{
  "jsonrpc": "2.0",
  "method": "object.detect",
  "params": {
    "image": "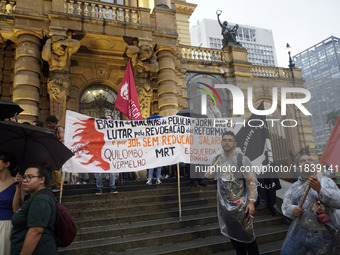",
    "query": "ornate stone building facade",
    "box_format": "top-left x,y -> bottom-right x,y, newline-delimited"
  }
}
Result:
0,0 -> 315,165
